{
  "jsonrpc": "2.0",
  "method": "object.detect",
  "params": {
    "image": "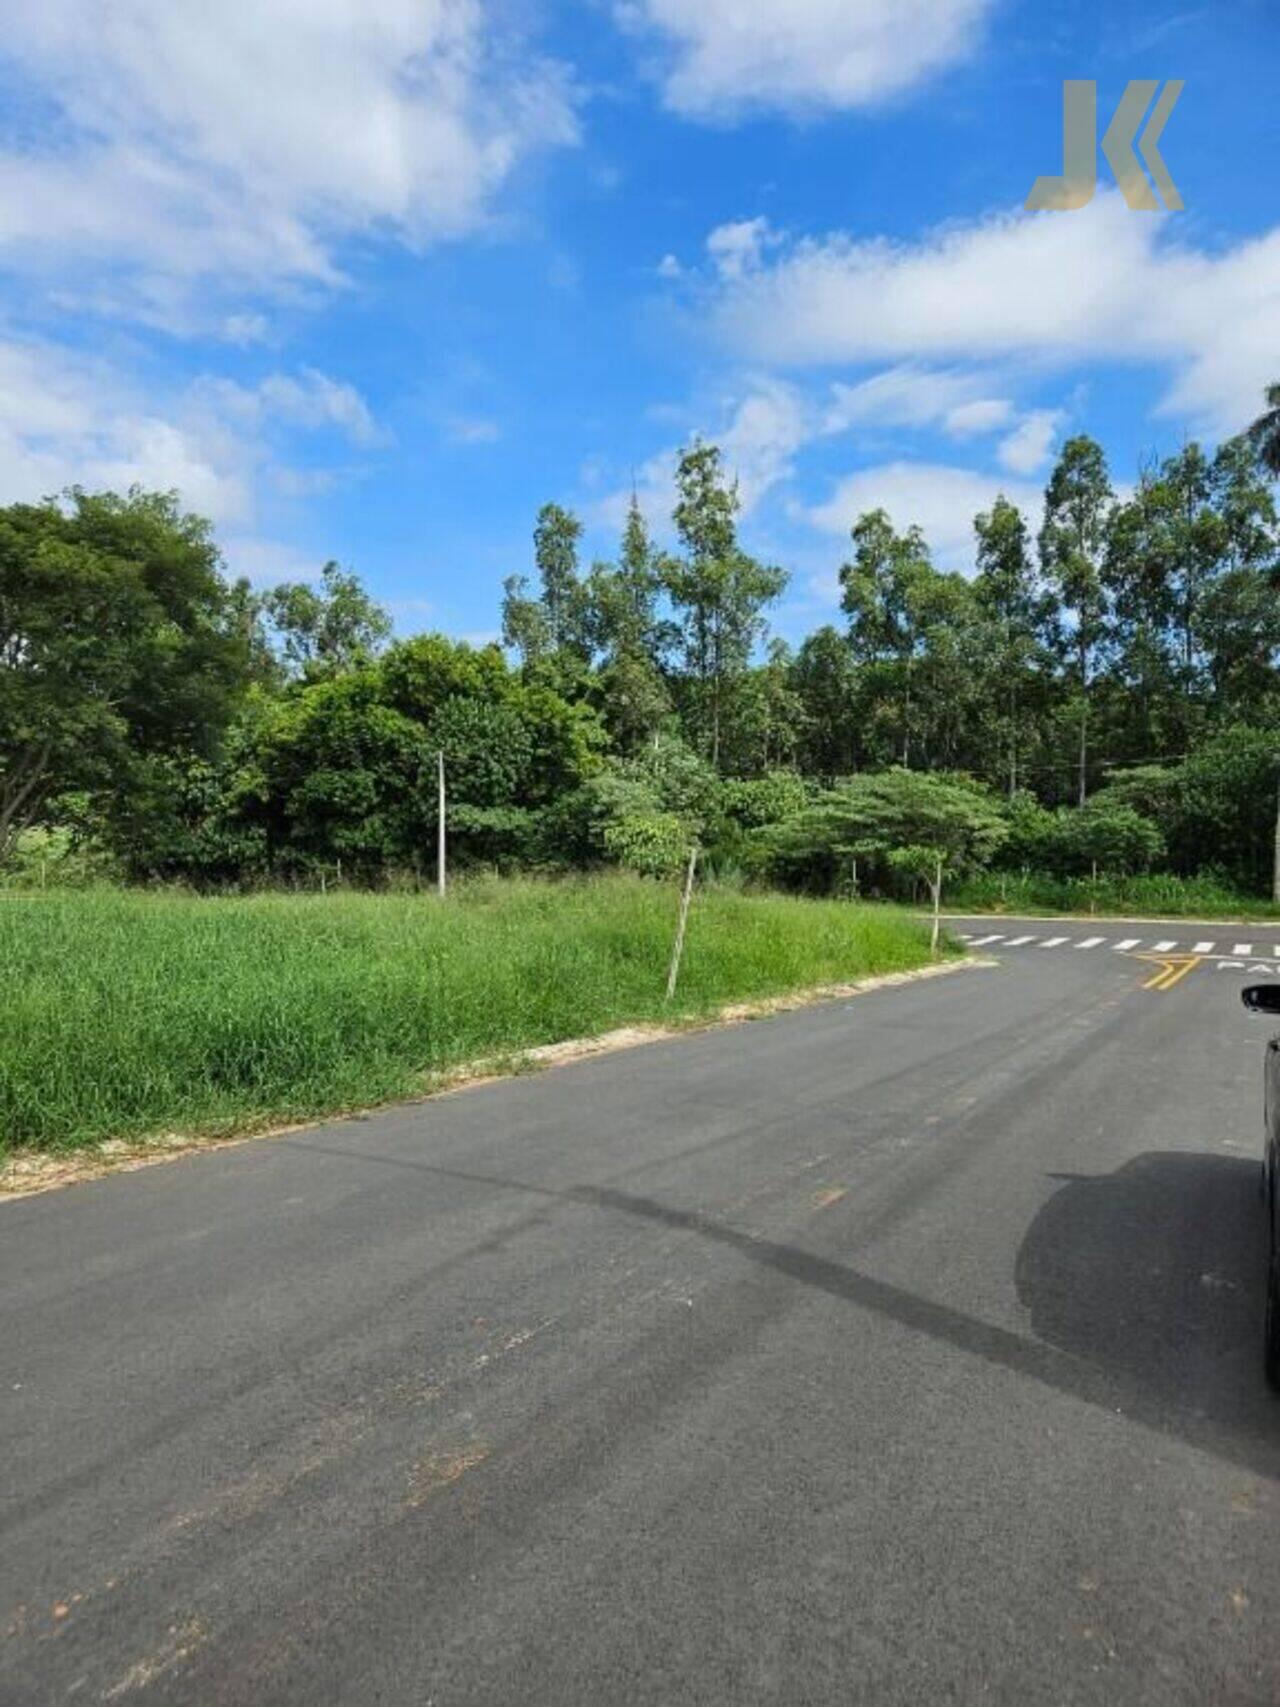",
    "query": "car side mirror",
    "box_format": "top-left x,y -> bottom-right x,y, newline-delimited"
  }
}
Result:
1242,985 -> 1280,1015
